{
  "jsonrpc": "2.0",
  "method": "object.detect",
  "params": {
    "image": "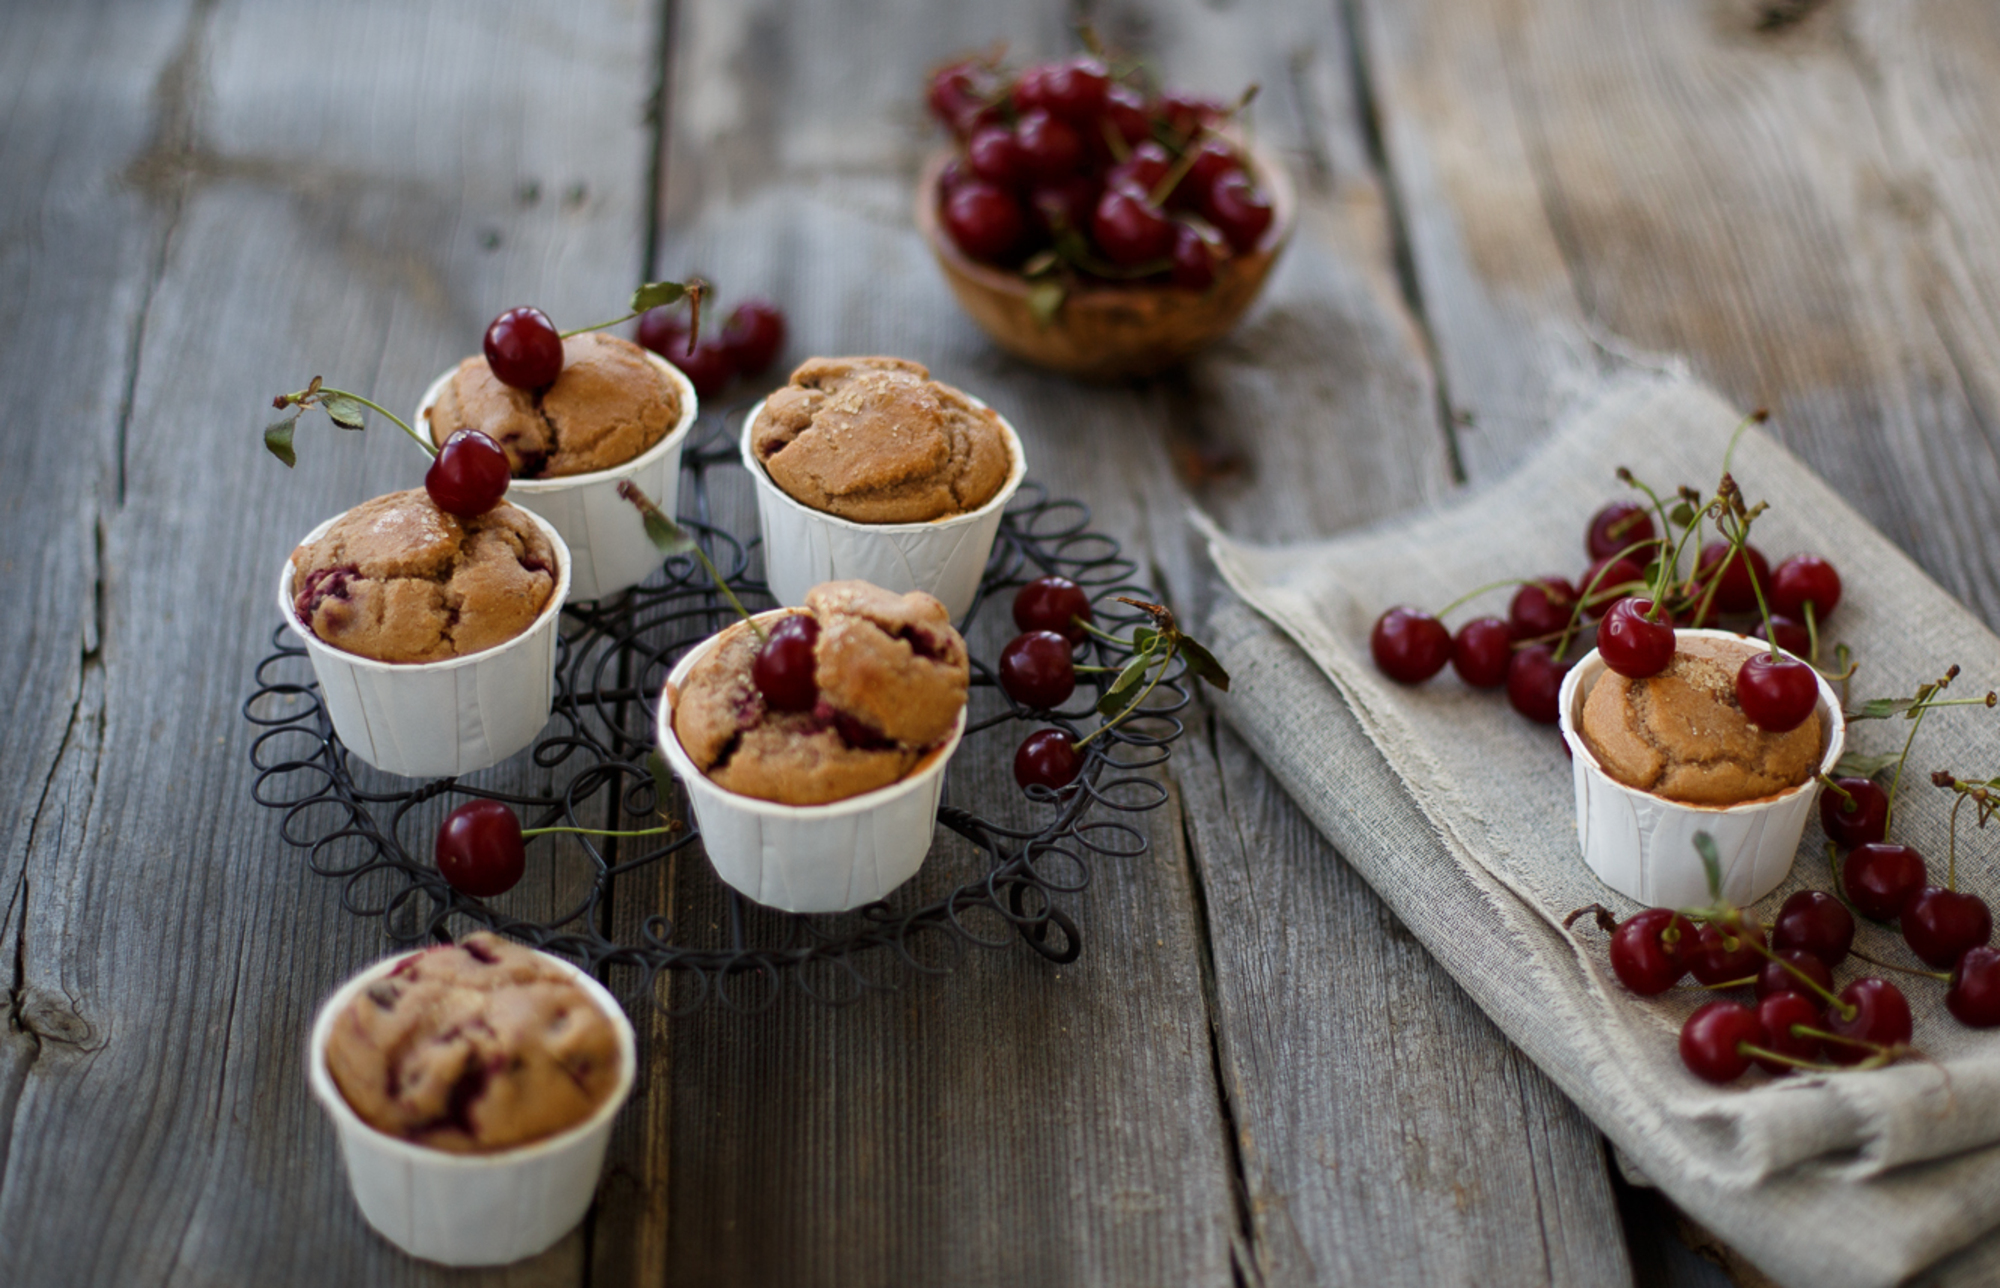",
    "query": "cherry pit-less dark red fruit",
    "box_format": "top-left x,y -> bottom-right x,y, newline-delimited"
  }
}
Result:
999,631 -> 1077,709
636,295 -> 789,399
1680,1000 -> 1760,1084
1608,908 -> 1691,995
1014,576 -> 1093,644
1842,842 -> 1928,921
1901,886 -> 1993,969
1014,727 -> 1081,791
1751,992 -> 1823,1074
1585,501 -> 1657,562
1823,977 -> 1912,1064
435,799 -> 527,898
1771,888 -> 1854,968
484,306 -> 564,390
1597,597 -> 1675,679
426,429 -> 512,518
1371,607 -> 1451,685
753,614 -> 820,713
1450,617 -> 1513,689
1734,651 -> 1818,733
1505,644 -> 1568,725
1820,776 -> 1889,849
1949,947 -> 2000,1028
